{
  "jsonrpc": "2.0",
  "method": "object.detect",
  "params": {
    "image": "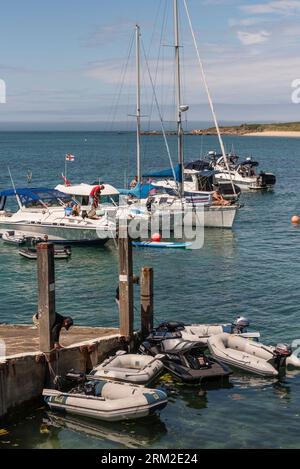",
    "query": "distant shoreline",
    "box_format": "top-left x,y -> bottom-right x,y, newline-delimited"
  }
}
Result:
141,122 -> 300,138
